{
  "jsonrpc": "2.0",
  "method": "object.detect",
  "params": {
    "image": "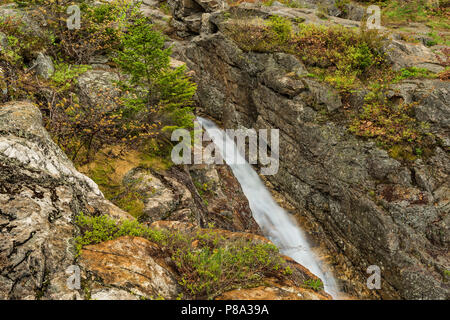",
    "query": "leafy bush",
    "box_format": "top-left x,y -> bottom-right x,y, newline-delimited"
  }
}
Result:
51,62 -> 91,90
0,16 -> 47,65
34,0 -> 133,63
174,236 -> 287,298
38,60 -> 126,162
348,43 -> 375,72
266,15 -> 292,43
75,212 -> 167,254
